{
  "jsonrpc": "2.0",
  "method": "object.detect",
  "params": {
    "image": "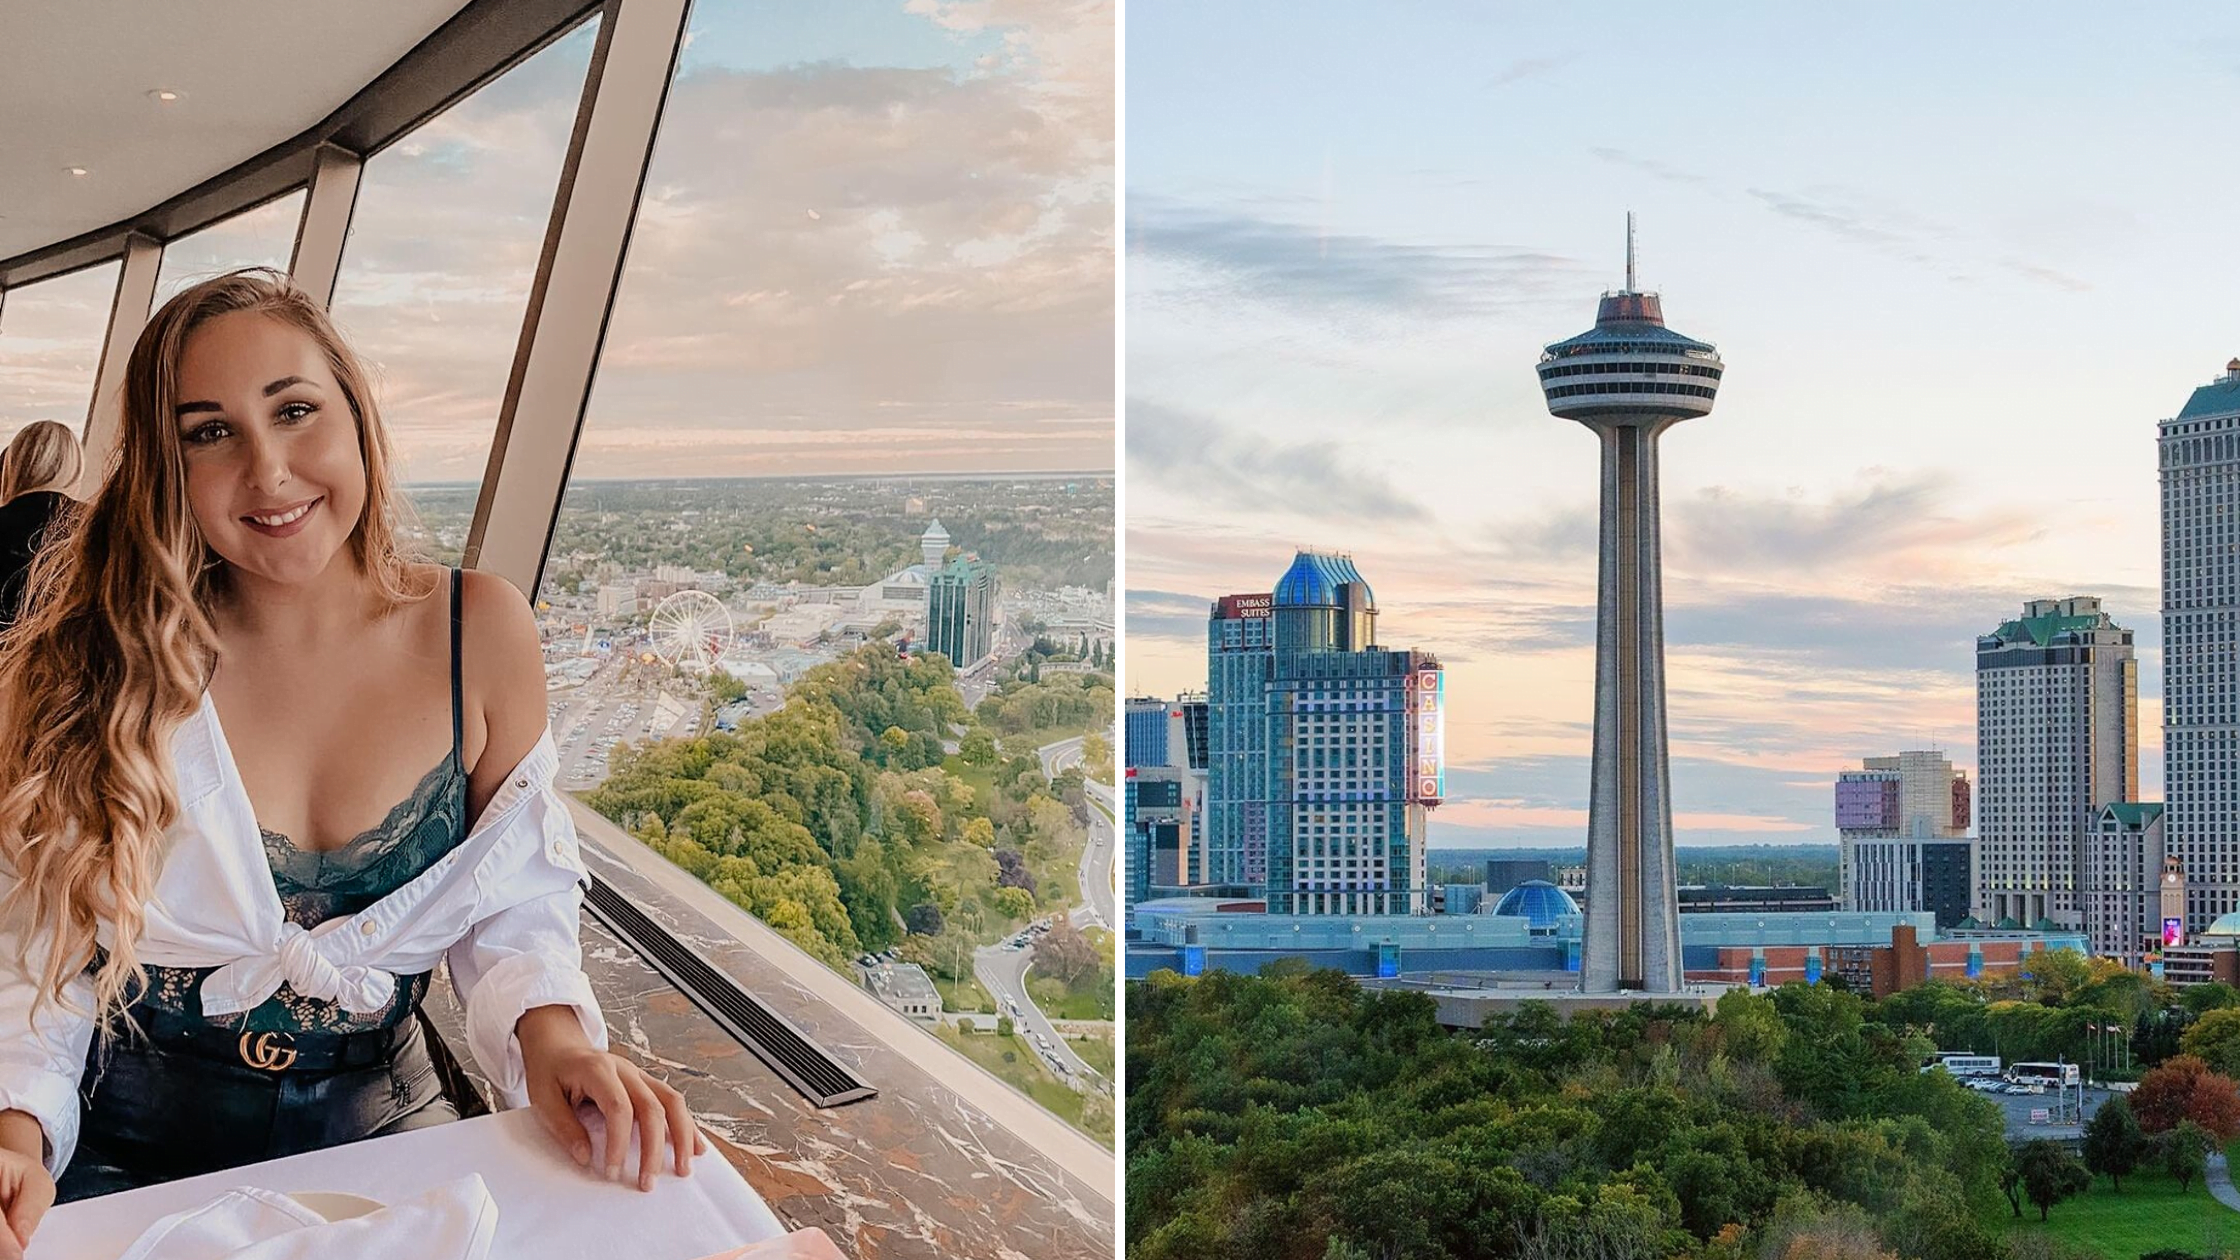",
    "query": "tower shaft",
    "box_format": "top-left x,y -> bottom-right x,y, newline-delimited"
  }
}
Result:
1581,421 -> 1682,992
